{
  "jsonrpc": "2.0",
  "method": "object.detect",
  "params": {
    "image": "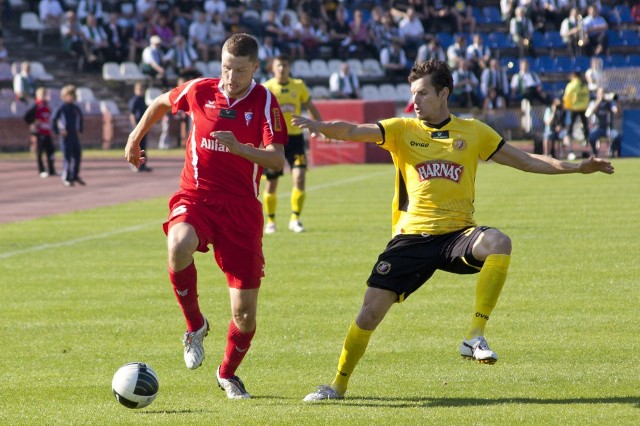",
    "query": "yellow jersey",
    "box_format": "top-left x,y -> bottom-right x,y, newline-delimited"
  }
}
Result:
263,78 -> 310,136
377,115 -> 504,236
563,78 -> 590,111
